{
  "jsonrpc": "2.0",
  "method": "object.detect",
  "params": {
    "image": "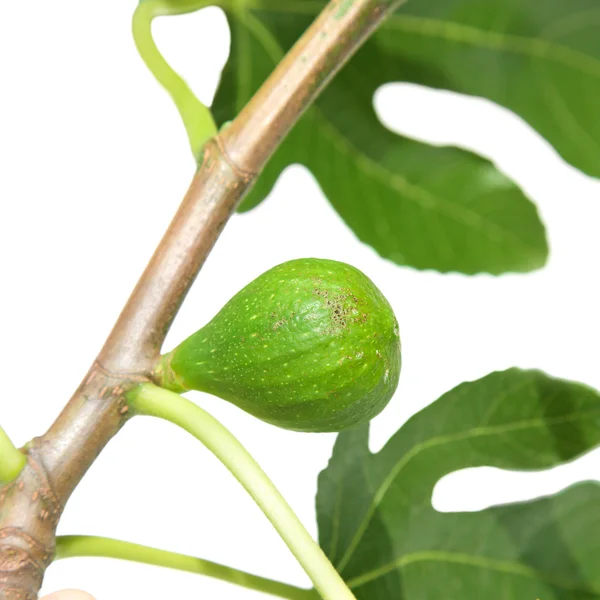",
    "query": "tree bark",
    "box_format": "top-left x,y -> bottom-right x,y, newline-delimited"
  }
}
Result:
0,0 -> 404,596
